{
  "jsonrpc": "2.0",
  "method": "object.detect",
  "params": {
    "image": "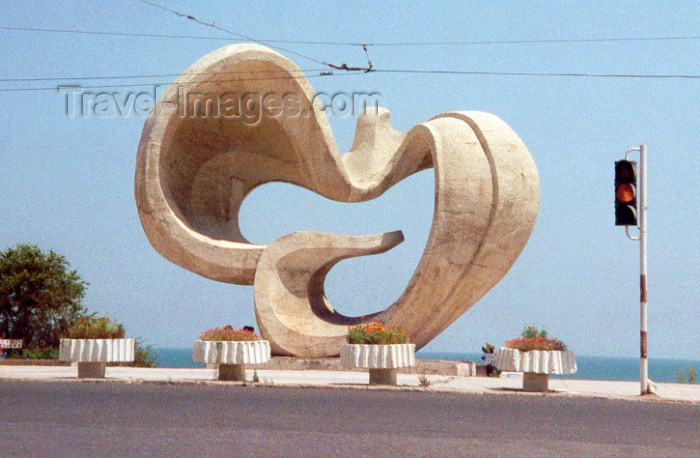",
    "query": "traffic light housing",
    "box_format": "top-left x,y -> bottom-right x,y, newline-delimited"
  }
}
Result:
615,160 -> 638,226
